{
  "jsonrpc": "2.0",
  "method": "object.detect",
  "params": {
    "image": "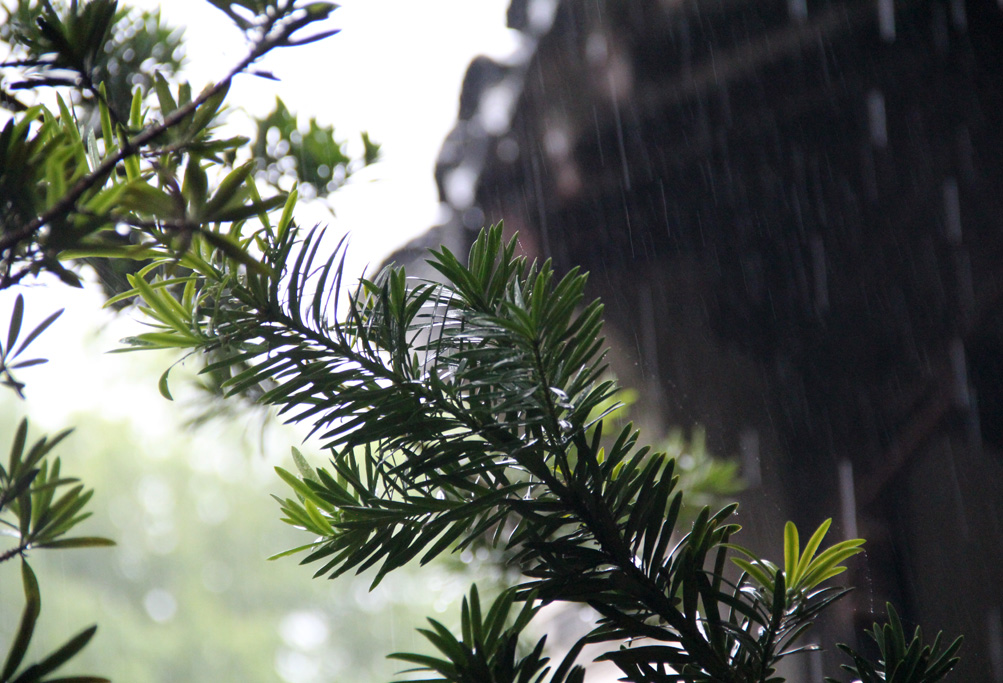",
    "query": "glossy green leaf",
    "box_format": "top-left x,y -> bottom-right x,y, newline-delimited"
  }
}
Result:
1,561 -> 41,681
120,182 -> 179,219
33,536 -> 115,549
11,625 -> 97,681
197,230 -> 272,276
158,367 -> 173,401
10,309 -> 62,362
5,294 -> 25,359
